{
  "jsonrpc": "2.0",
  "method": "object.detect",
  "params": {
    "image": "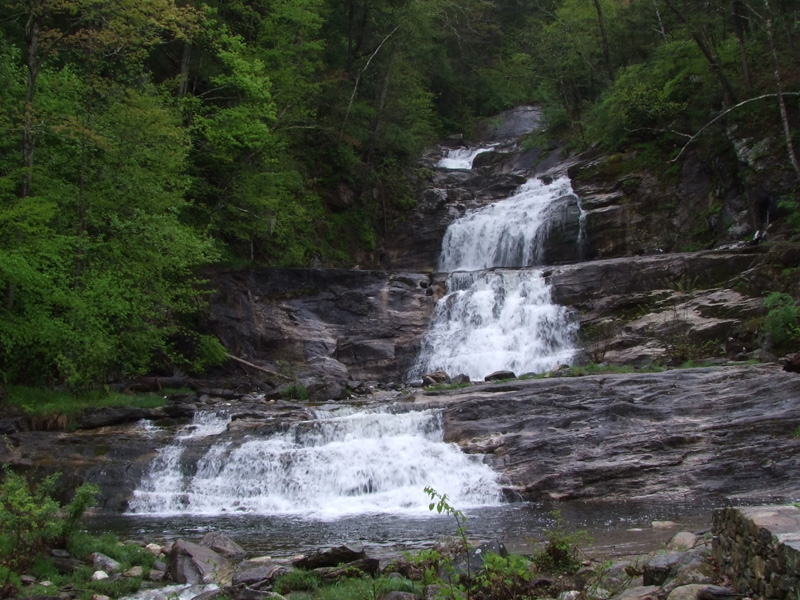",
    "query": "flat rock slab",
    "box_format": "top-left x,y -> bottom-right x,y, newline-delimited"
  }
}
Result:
438,364 -> 800,503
